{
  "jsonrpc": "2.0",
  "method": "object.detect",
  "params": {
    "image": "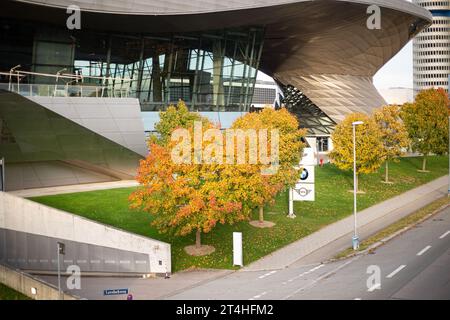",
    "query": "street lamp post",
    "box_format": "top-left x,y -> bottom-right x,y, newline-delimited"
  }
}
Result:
57,242 -> 65,300
352,121 -> 364,250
